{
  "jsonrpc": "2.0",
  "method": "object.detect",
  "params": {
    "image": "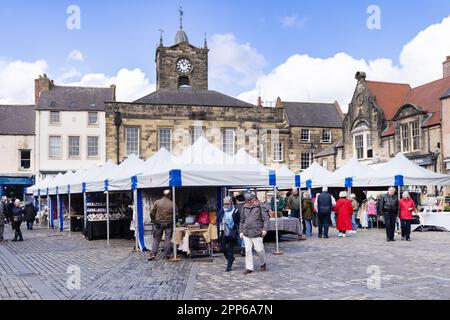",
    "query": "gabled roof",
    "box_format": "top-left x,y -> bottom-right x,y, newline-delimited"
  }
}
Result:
0,105 -> 35,135
133,88 -> 254,108
366,81 -> 411,120
366,77 -> 450,136
283,102 -> 343,128
37,86 -> 114,111
405,77 -> 450,127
